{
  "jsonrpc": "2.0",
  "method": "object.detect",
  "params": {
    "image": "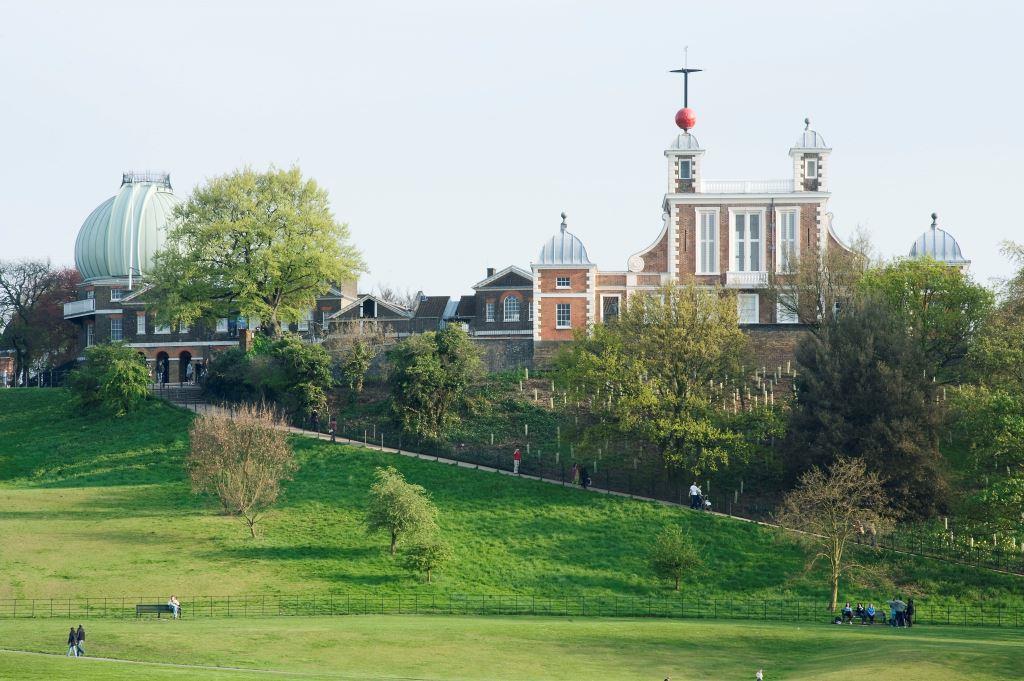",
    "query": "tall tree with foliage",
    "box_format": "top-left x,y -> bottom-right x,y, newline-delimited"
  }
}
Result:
325,322 -> 390,398
787,297 -> 946,517
387,325 -> 481,440
68,343 -> 150,416
365,466 -> 438,555
556,284 -> 751,475
859,257 -> 993,381
149,166 -> 365,335
0,260 -> 80,383
967,242 -> 1024,391
776,458 -> 895,612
